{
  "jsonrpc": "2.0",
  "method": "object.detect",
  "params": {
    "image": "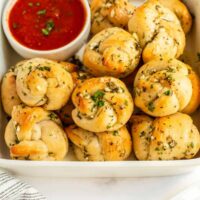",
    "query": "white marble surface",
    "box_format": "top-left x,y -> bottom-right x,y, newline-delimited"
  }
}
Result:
16,169 -> 200,200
